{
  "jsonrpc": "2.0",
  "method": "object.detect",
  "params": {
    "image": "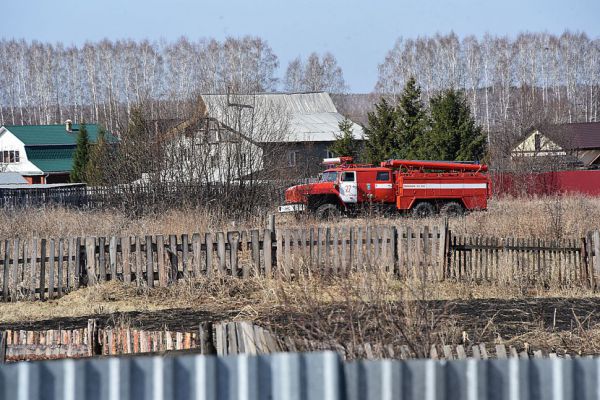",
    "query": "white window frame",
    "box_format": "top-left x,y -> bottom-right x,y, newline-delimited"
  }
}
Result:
0,150 -> 19,164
